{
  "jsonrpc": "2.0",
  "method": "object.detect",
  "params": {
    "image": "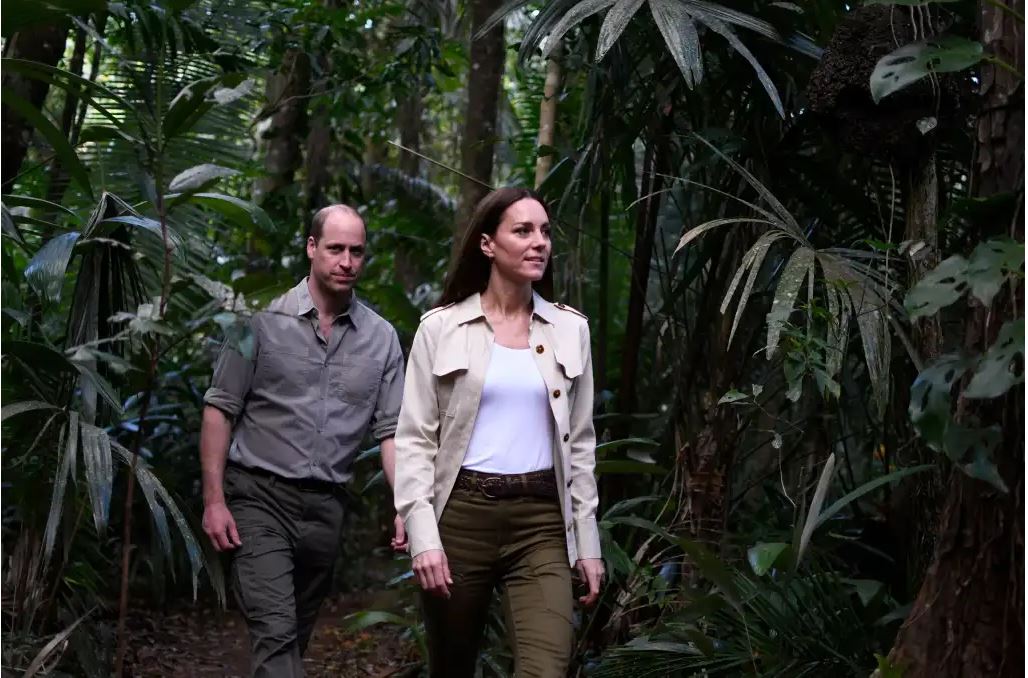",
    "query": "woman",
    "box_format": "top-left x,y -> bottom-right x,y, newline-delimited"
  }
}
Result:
394,187 -> 604,677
